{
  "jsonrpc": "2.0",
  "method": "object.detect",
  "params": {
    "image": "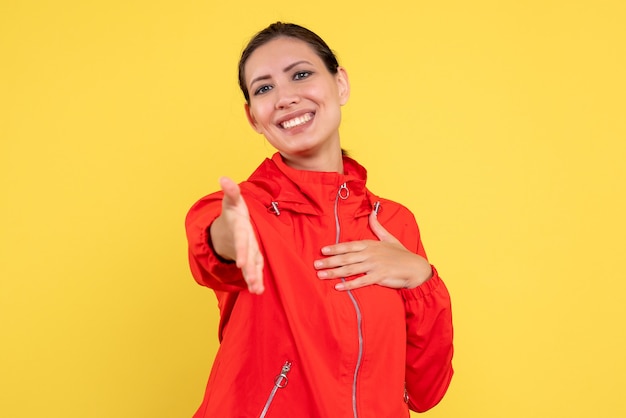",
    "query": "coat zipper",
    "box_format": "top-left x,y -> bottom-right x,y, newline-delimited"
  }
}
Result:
334,182 -> 364,418
259,361 -> 292,418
